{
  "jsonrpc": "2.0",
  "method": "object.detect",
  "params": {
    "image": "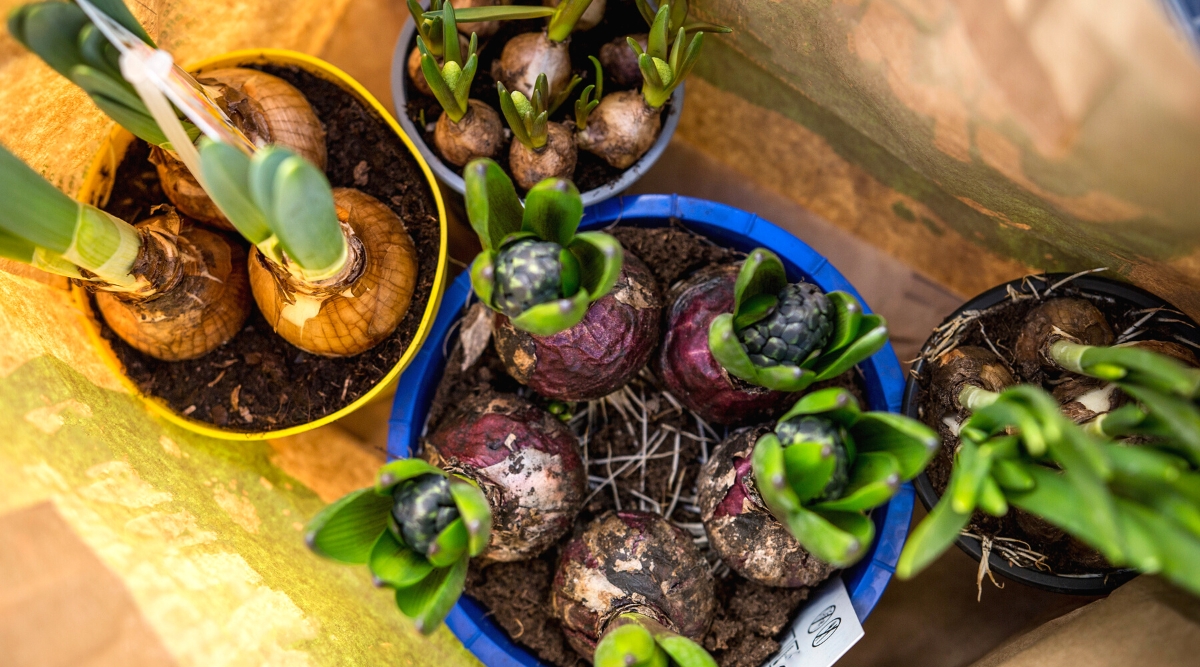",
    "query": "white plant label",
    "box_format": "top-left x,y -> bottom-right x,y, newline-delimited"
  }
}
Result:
763,576 -> 864,667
